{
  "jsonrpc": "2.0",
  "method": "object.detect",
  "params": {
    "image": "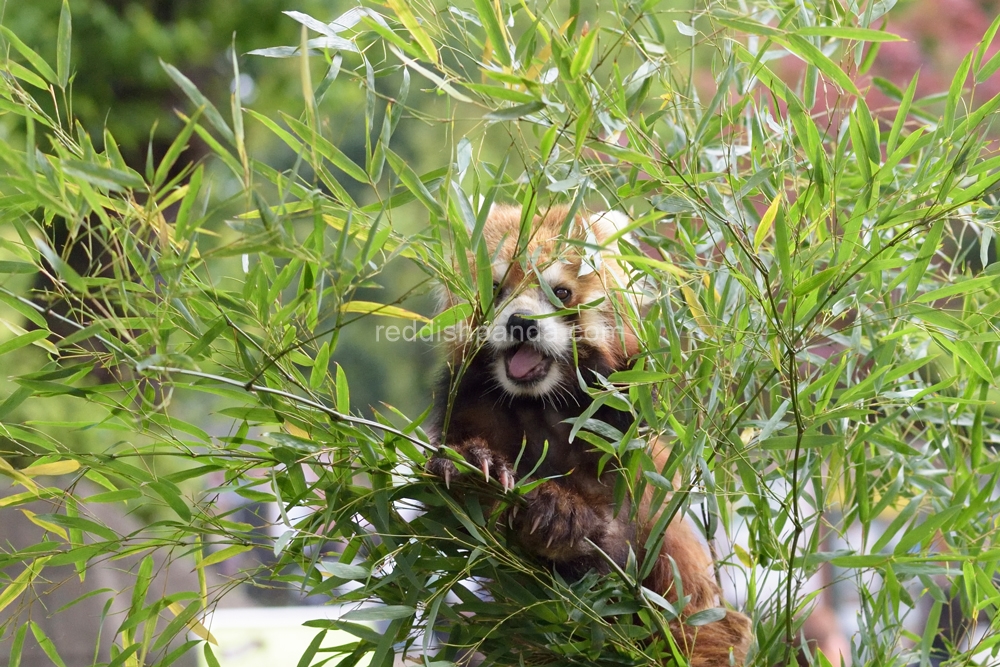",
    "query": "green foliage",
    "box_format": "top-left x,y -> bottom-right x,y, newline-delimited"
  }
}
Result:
0,0 -> 347,151
2,1 -> 1000,666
